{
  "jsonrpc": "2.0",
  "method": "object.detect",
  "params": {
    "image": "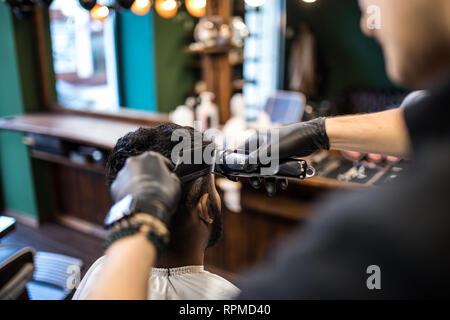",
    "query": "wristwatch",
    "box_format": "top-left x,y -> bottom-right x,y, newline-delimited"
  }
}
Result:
105,194 -> 137,228
104,194 -> 170,254
105,194 -> 169,228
